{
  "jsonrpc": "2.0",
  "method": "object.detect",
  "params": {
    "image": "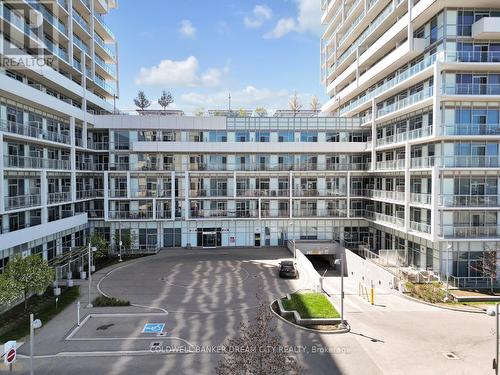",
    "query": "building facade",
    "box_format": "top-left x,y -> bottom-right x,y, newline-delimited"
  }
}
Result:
1,0 -> 500,288
321,0 -> 500,285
